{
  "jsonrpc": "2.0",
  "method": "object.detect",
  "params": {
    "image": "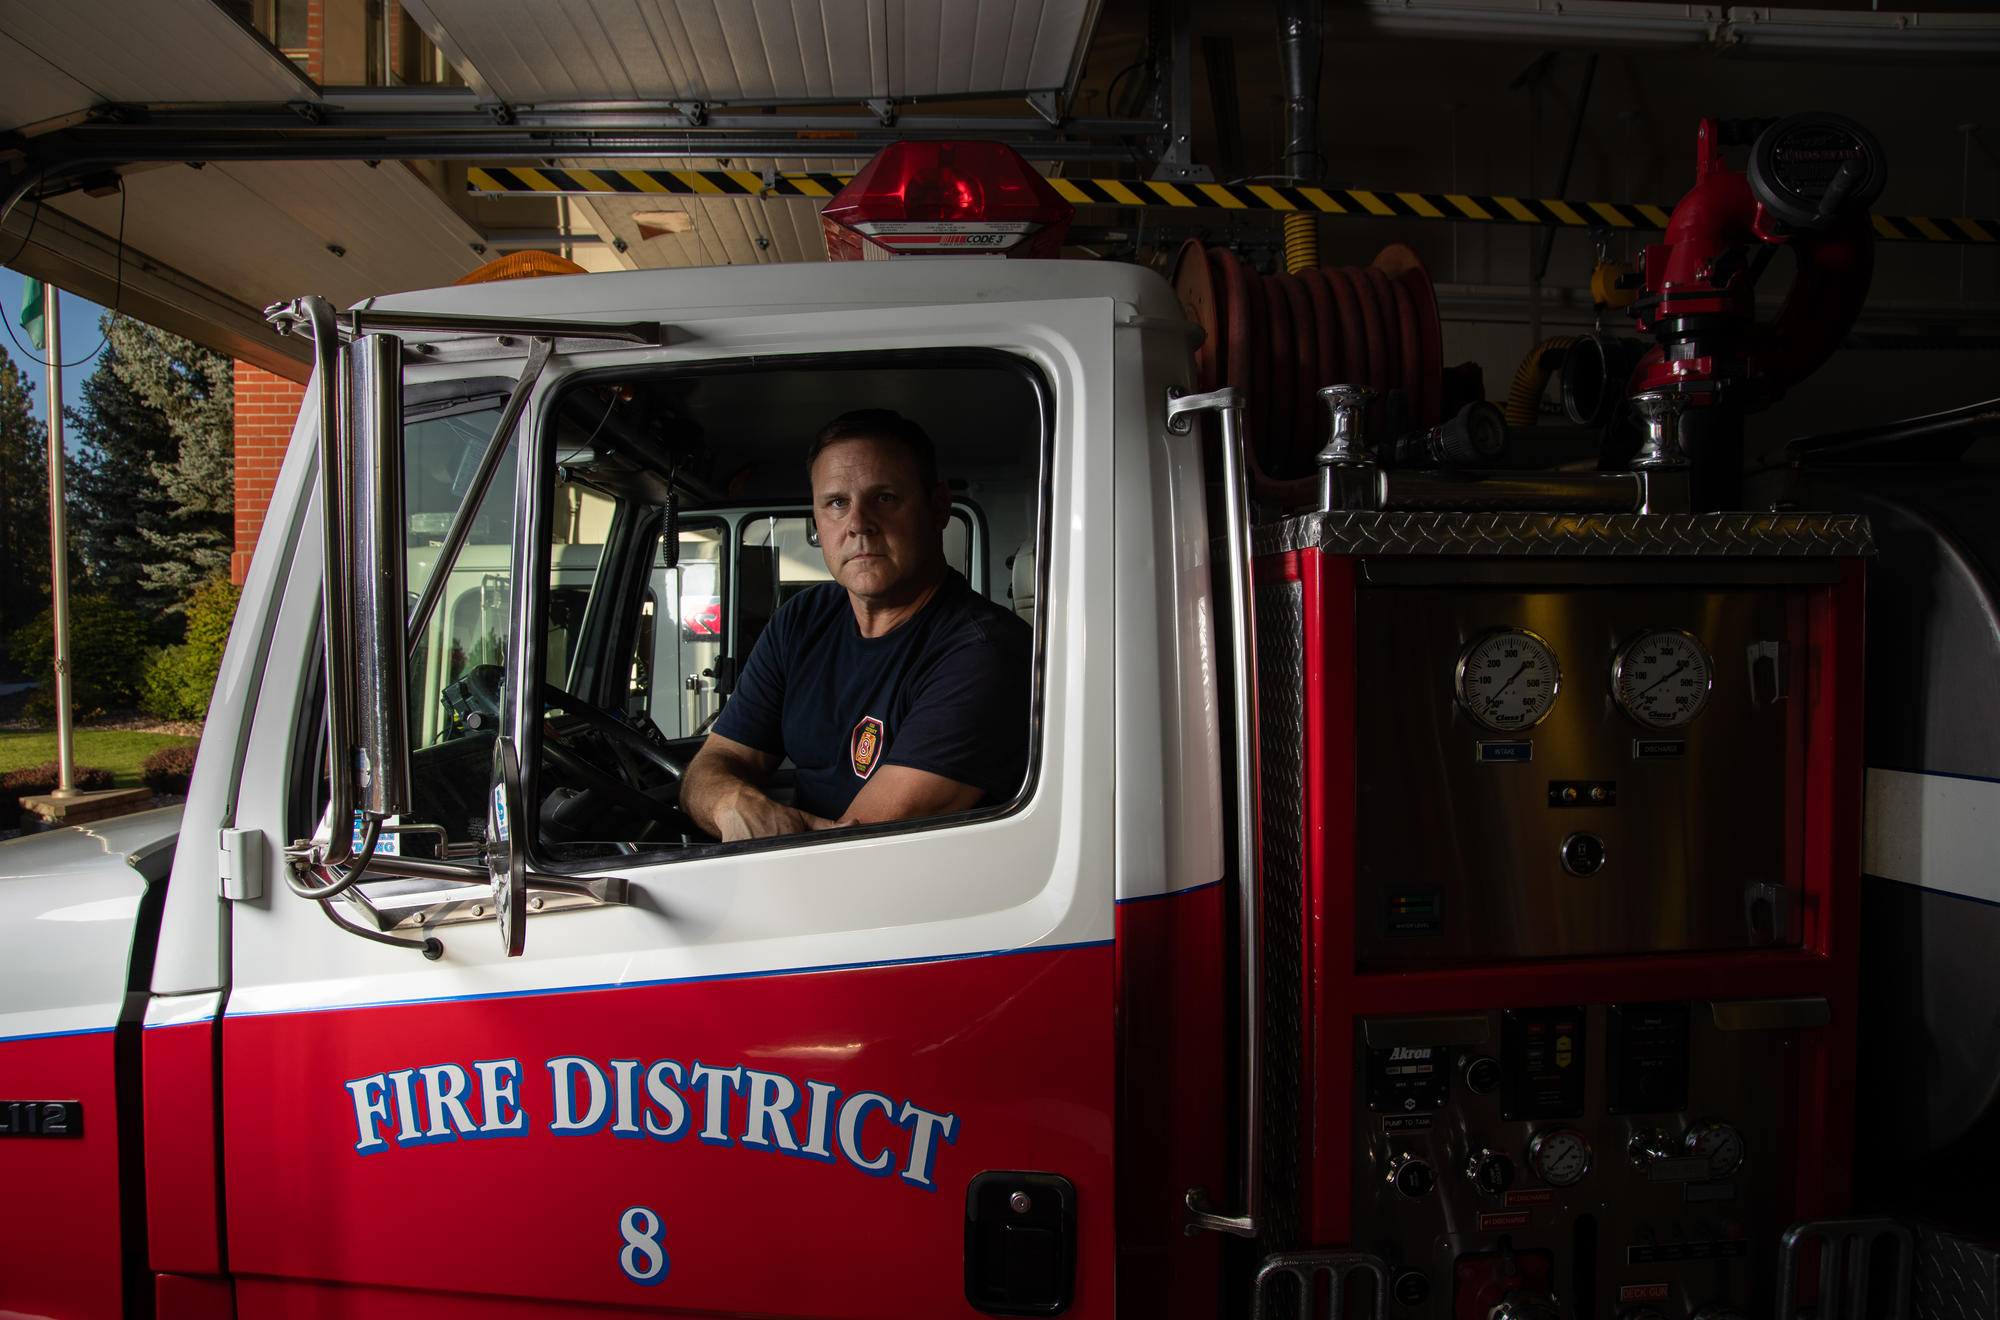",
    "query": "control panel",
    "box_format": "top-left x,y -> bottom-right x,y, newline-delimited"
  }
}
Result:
1353,1003 -> 1796,1318
1354,585 -> 1802,968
